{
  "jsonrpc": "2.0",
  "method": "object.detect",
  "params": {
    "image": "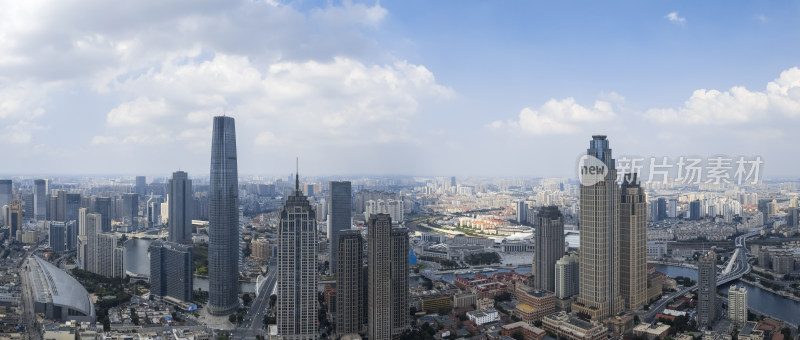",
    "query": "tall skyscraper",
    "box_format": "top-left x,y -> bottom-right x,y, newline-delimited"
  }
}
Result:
93,197 -> 111,232
150,241 -> 193,302
34,179 -> 47,221
697,251 -> 718,329
335,230 -> 364,336
276,174 -> 317,339
65,220 -> 77,252
555,253 -> 580,300
328,181 -> 352,274
135,176 -> 147,197
573,135 -> 624,320
168,171 -> 194,244
208,115 -> 240,316
534,206 -> 564,292
8,201 -> 22,241
657,198 -> 667,221
0,180 -> 10,226
368,213 -> 409,340
56,189 -> 67,222
619,173 -> 647,310
728,284 -> 747,328
65,193 -> 81,223
49,222 -> 66,254
122,193 -> 139,228
517,200 -> 528,225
